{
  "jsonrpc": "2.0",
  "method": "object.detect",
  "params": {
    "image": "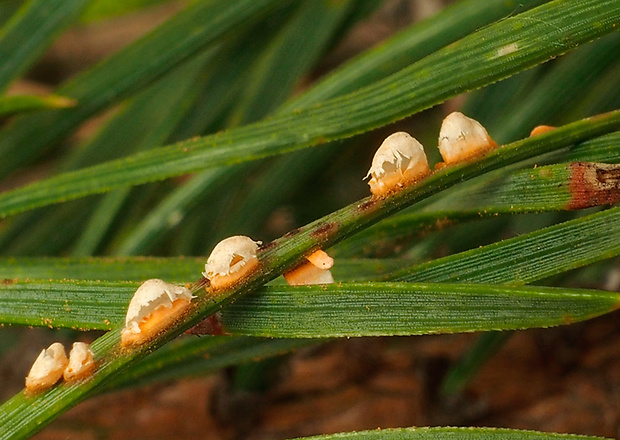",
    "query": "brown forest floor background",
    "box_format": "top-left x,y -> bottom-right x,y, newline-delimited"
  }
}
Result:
1,1 -> 618,439
20,313 -> 620,440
